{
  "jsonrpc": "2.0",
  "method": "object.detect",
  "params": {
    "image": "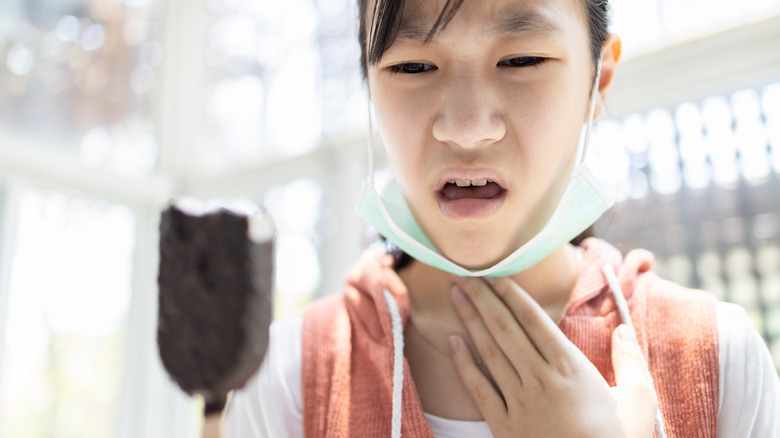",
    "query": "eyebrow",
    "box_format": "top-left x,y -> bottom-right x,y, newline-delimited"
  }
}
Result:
394,10 -> 561,44
491,10 -> 560,37
394,21 -> 432,43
